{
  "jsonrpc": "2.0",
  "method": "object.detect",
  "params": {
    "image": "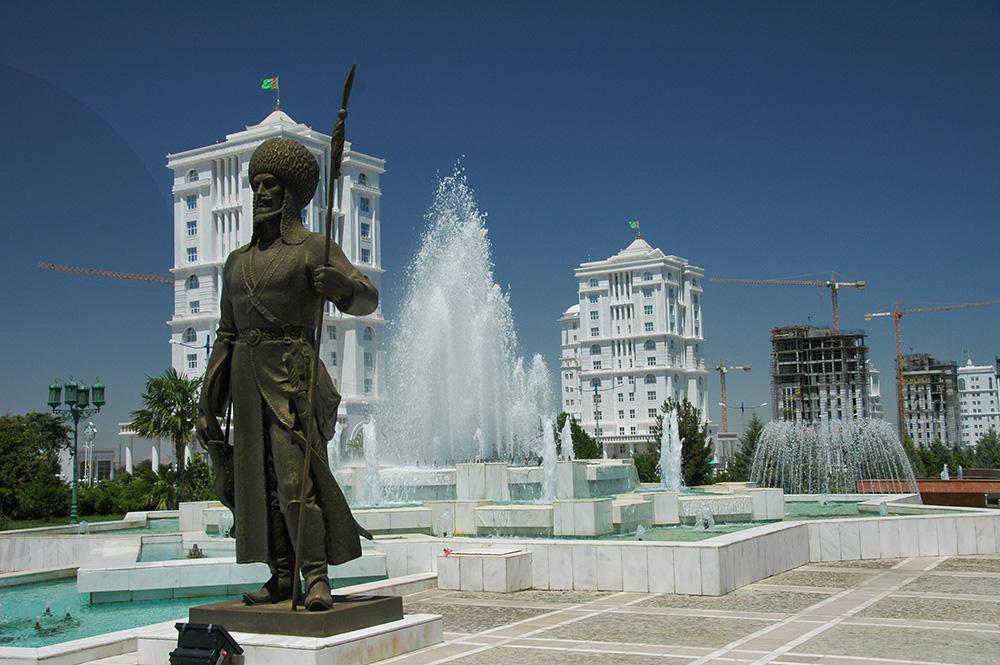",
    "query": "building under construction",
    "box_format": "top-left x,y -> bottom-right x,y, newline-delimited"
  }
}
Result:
771,326 -> 871,423
900,354 -> 960,448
